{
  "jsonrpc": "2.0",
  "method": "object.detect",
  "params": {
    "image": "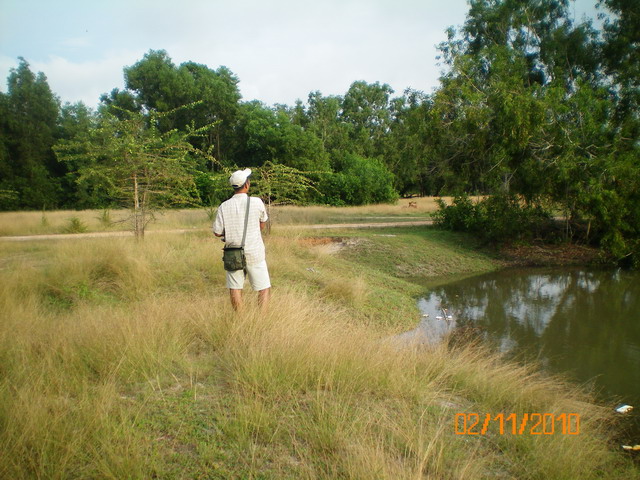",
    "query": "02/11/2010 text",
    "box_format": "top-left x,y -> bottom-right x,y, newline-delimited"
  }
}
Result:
454,413 -> 580,435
